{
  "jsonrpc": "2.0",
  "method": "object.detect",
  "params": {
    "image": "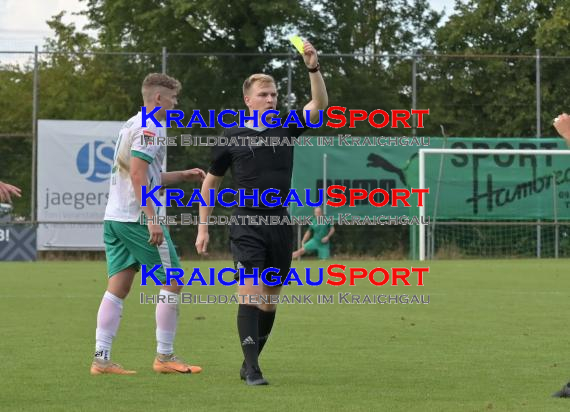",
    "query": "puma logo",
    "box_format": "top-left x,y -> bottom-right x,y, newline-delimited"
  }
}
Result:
367,153 -> 407,186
